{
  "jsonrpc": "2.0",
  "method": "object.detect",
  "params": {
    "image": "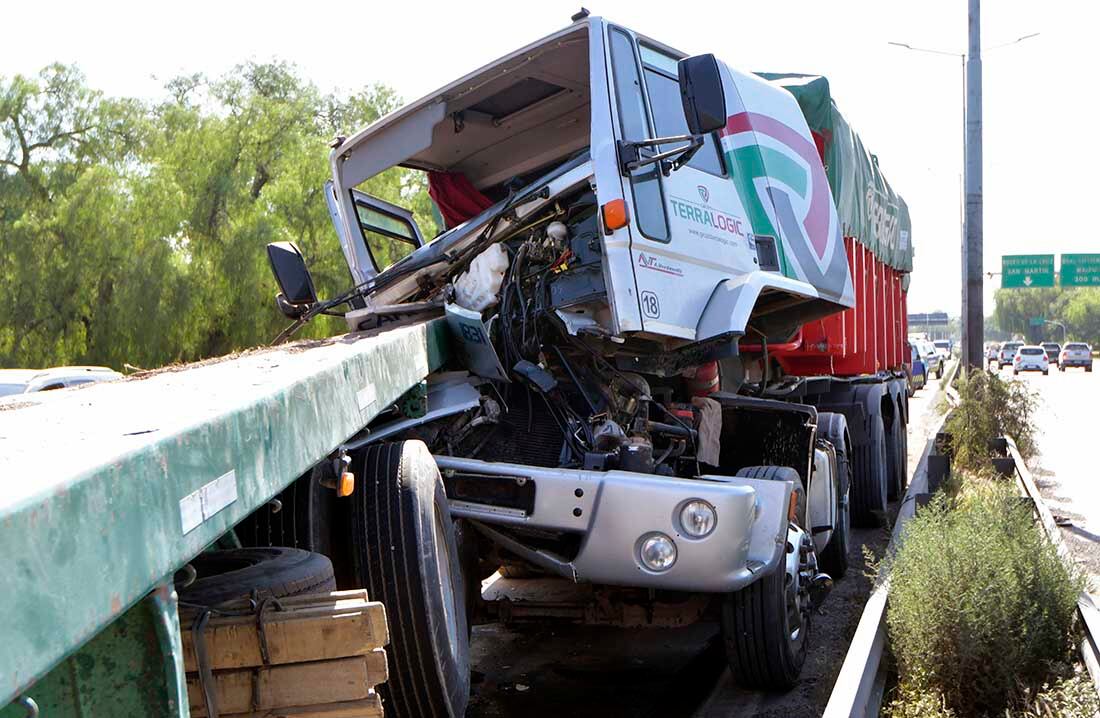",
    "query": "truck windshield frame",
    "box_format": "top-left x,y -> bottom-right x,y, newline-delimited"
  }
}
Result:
355,201 -> 419,272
